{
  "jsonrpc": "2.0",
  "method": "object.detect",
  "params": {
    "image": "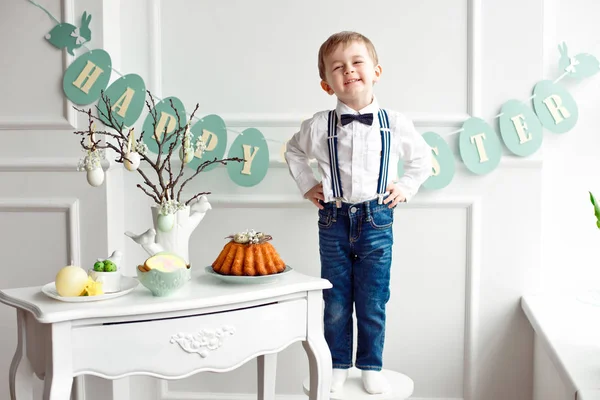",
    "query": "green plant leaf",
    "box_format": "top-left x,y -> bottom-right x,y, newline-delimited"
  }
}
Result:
589,191 -> 600,229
